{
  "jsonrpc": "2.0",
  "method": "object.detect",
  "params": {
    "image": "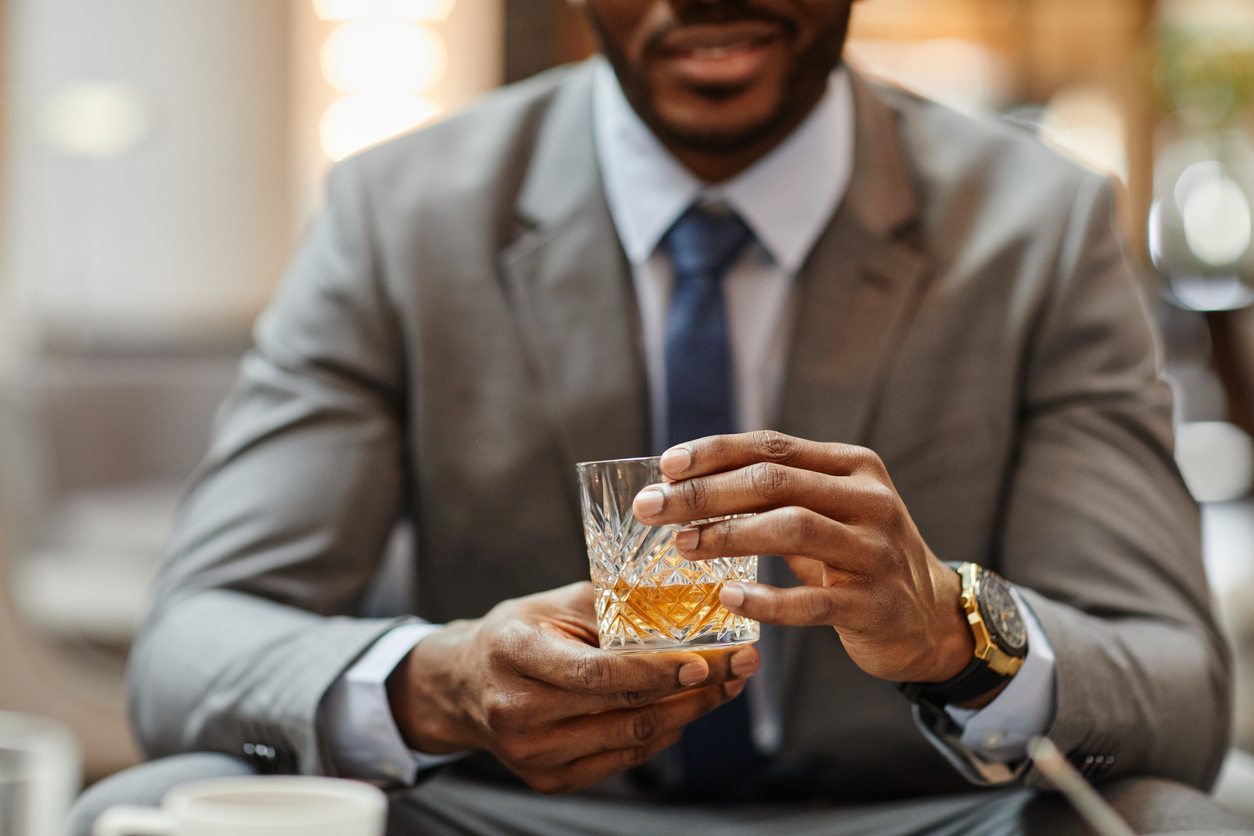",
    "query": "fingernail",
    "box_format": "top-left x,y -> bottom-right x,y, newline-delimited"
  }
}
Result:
674,527 -> 699,553
730,648 -> 759,678
724,678 -> 747,699
679,659 -> 708,687
660,446 -> 691,475
635,488 -> 664,518
720,583 -> 745,609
